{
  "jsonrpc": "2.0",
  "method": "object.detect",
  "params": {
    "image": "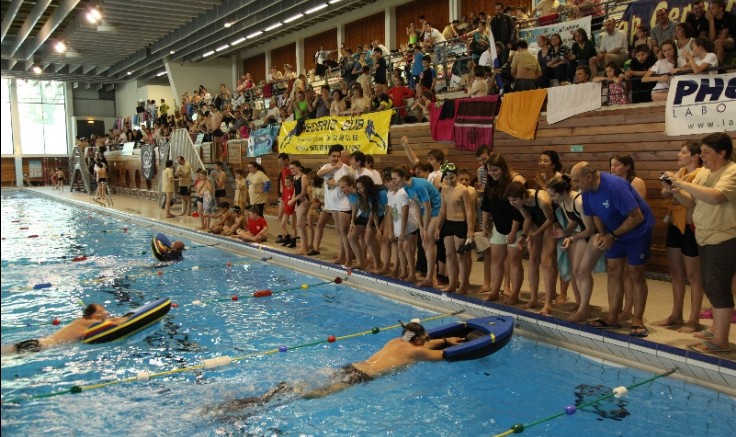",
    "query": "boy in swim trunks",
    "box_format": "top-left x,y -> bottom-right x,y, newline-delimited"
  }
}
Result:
2,304 -> 127,355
